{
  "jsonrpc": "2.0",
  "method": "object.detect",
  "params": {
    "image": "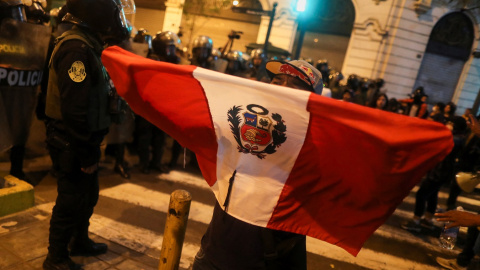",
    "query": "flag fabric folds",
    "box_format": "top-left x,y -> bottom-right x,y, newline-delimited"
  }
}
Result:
102,46 -> 453,256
